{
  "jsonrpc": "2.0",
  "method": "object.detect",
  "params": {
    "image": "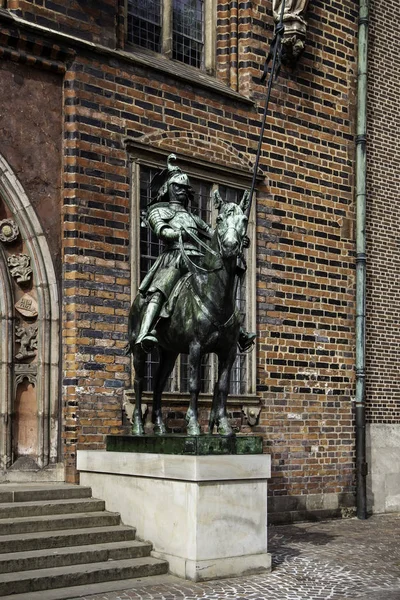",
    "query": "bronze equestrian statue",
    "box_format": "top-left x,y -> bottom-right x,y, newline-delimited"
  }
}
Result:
127,155 -> 255,436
